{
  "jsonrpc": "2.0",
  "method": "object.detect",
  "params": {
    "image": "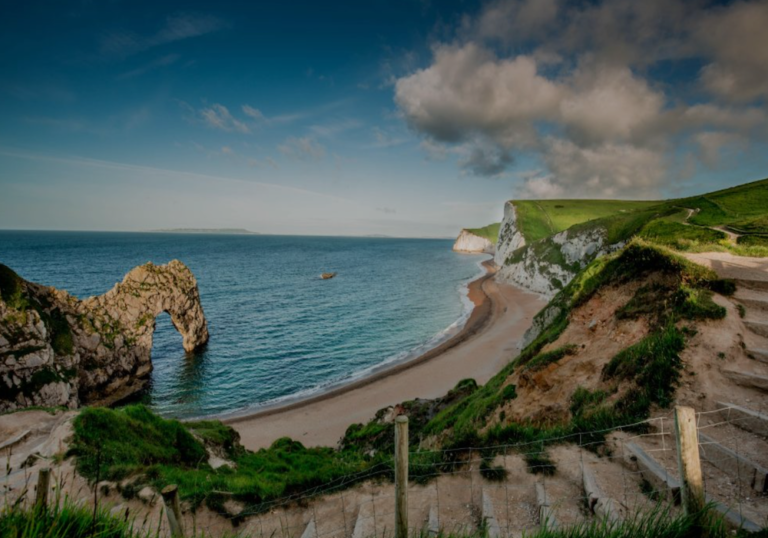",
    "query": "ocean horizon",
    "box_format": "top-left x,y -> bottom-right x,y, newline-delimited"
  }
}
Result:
0,230 -> 487,418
